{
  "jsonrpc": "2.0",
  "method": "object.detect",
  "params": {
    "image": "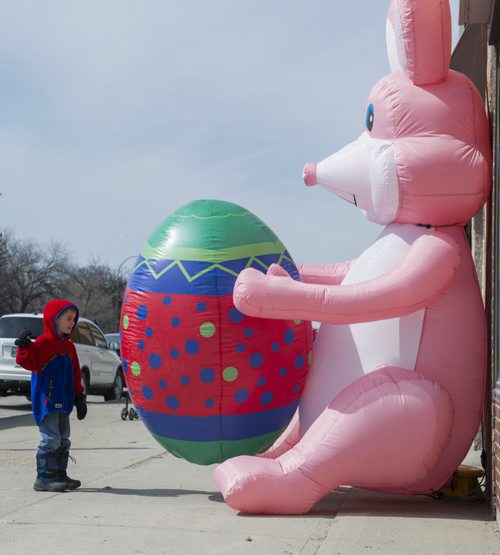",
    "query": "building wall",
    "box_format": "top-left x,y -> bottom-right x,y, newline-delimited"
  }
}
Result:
451,0 -> 499,524
495,388 -> 500,519
486,42 -> 500,524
